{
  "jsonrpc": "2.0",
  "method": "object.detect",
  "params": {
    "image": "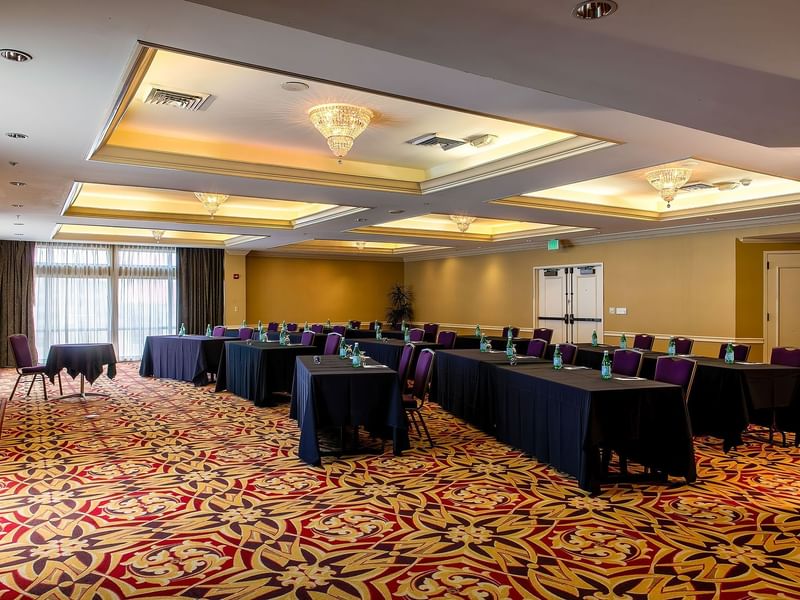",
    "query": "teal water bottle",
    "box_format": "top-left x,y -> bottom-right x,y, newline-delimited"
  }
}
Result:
591,329 -> 598,347
479,334 -> 487,352
179,323 -> 186,337
241,319 -> 246,328
620,333 -> 627,349
281,320 -> 286,332
376,324 -> 382,340
326,319 -> 331,329
339,337 -> 347,359
506,336 -> 514,359
403,326 -> 410,344
352,342 -> 361,367
668,337 -> 676,356
257,319 -> 263,333
205,324 -> 212,337
475,324 -> 481,337
601,350 -> 612,379
553,344 -> 563,370
259,330 -> 267,342
724,342 -> 735,364
304,321 -> 309,332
